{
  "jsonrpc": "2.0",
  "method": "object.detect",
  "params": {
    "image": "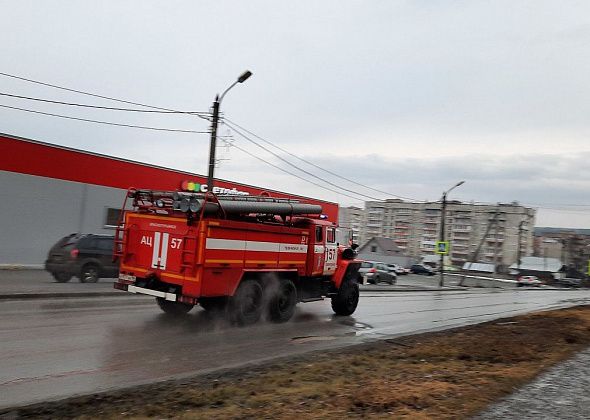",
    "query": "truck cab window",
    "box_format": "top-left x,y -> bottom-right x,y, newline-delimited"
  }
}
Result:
327,228 -> 335,243
315,226 -> 323,242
